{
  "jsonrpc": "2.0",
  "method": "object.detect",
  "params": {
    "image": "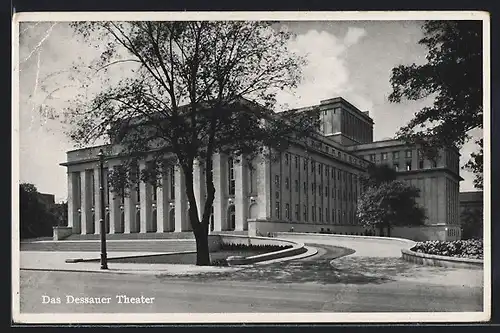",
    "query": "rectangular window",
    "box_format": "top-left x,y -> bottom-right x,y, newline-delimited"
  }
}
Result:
338,170 -> 341,180
303,204 -> 307,221
285,153 -> 289,165
303,181 -> 307,193
332,168 -> 335,179
170,167 -> 176,199
295,204 -> 299,220
382,152 -> 388,161
319,207 -> 323,222
319,186 -> 323,196
406,161 -> 412,171
285,177 -> 289,190
295,156 -> 299,169
326,208 -> 329,222
275,201 -> 280,219
332,210 -> 335,223
312,183 -> 316,195
393,163 -> 399,171
393,151 -> 399,160
152,184 -> 157,202
275,175 -> 280,186
326,186 -> 329,197
285,203 -> 290,220
275,191 -> 280,199
319,164 -> 322,175
295,179 -> 299,192
228,158 -> 235,195
304,161 -> 308,171
312,206 -> 316,222
311,161 -> 315,172
325,166 -> 329,177
406,150 -> 412,158
332,187 -> 336,198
